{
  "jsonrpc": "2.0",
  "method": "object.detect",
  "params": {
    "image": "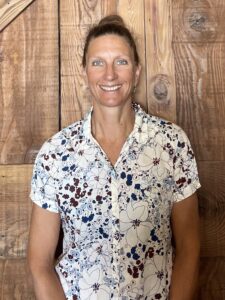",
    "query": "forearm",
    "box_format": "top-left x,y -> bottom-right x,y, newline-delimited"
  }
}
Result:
31,266 -> 66,300
169,250 -> 199,300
